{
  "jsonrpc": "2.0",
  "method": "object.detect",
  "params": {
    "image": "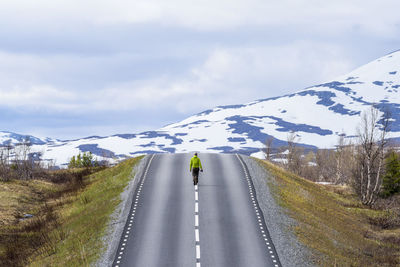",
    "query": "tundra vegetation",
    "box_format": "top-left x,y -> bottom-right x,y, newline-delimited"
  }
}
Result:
264,106 -> 400,265
268,106 -> 399,204
68,152 -> 98,169
0,140 -> 142,266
